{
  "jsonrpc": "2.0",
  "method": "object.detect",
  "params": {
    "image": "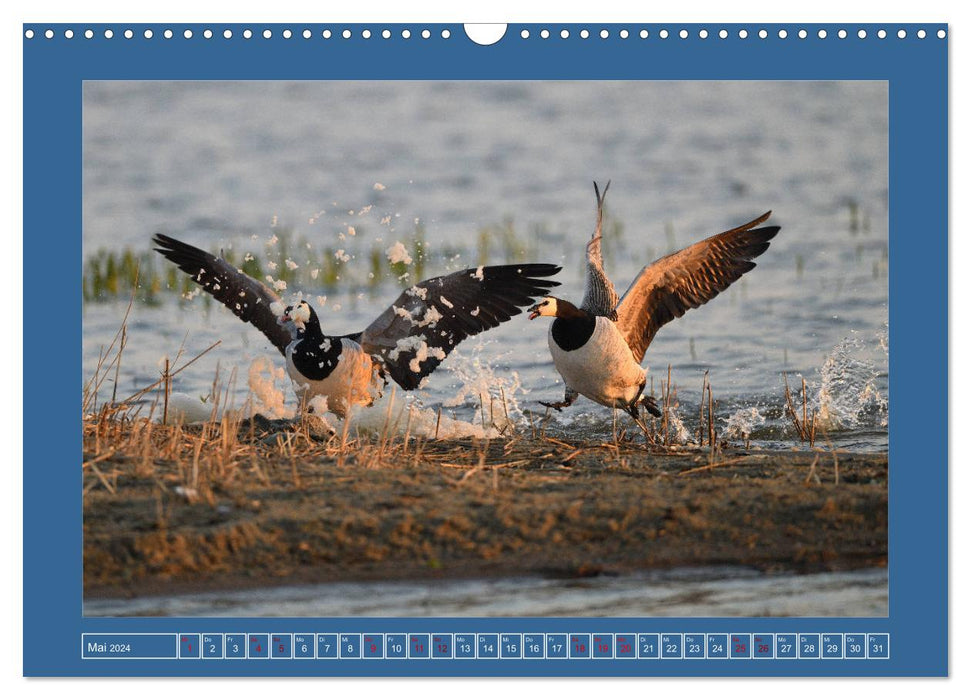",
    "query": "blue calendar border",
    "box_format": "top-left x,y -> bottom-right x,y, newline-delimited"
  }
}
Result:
23,23 -> 947,677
